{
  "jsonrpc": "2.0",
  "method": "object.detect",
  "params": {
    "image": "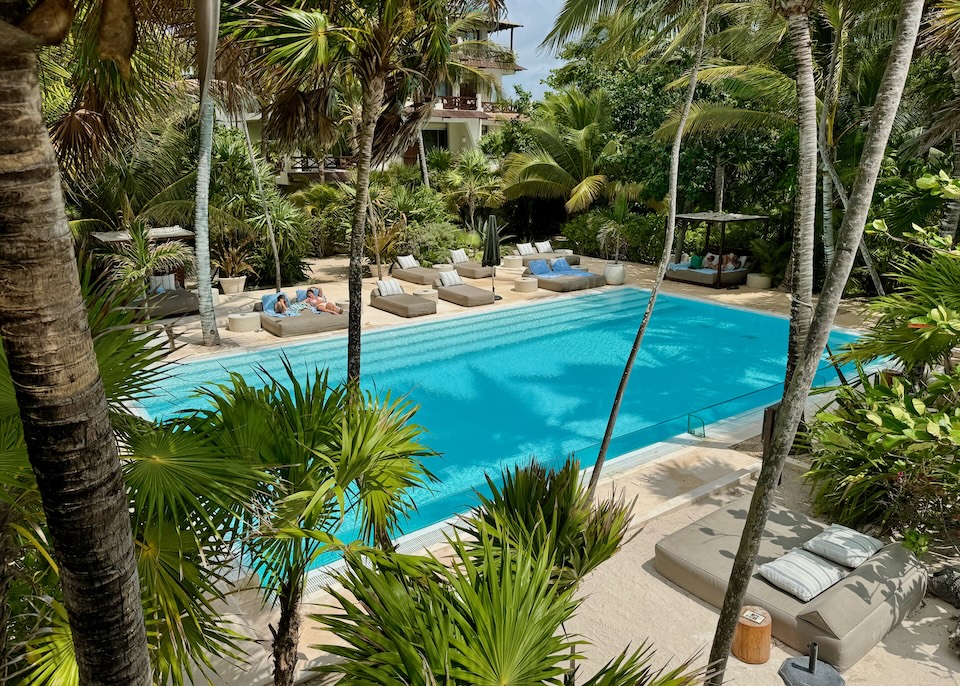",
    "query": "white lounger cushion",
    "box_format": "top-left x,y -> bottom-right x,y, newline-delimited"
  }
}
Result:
438,270 -> 464,287
535,241 -> 553,253
802,525 -> 884,568
516,243 -> 535,255
759,549 -> 846,602
376,279 -> 404,296
450,248 -> 468,264
397,255 -> 419,269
